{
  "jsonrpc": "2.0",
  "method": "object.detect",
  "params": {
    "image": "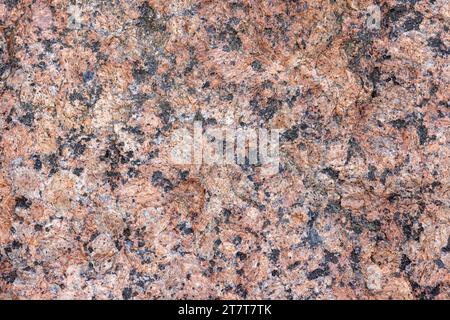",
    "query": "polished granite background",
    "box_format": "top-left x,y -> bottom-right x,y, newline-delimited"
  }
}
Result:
0,0 -> 449,299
